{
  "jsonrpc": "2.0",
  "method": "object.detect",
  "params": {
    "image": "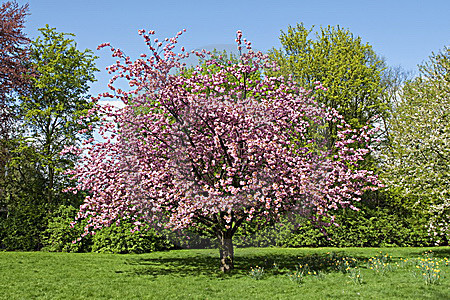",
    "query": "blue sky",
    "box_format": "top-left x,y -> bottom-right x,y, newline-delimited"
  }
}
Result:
15,0 -> 450,96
